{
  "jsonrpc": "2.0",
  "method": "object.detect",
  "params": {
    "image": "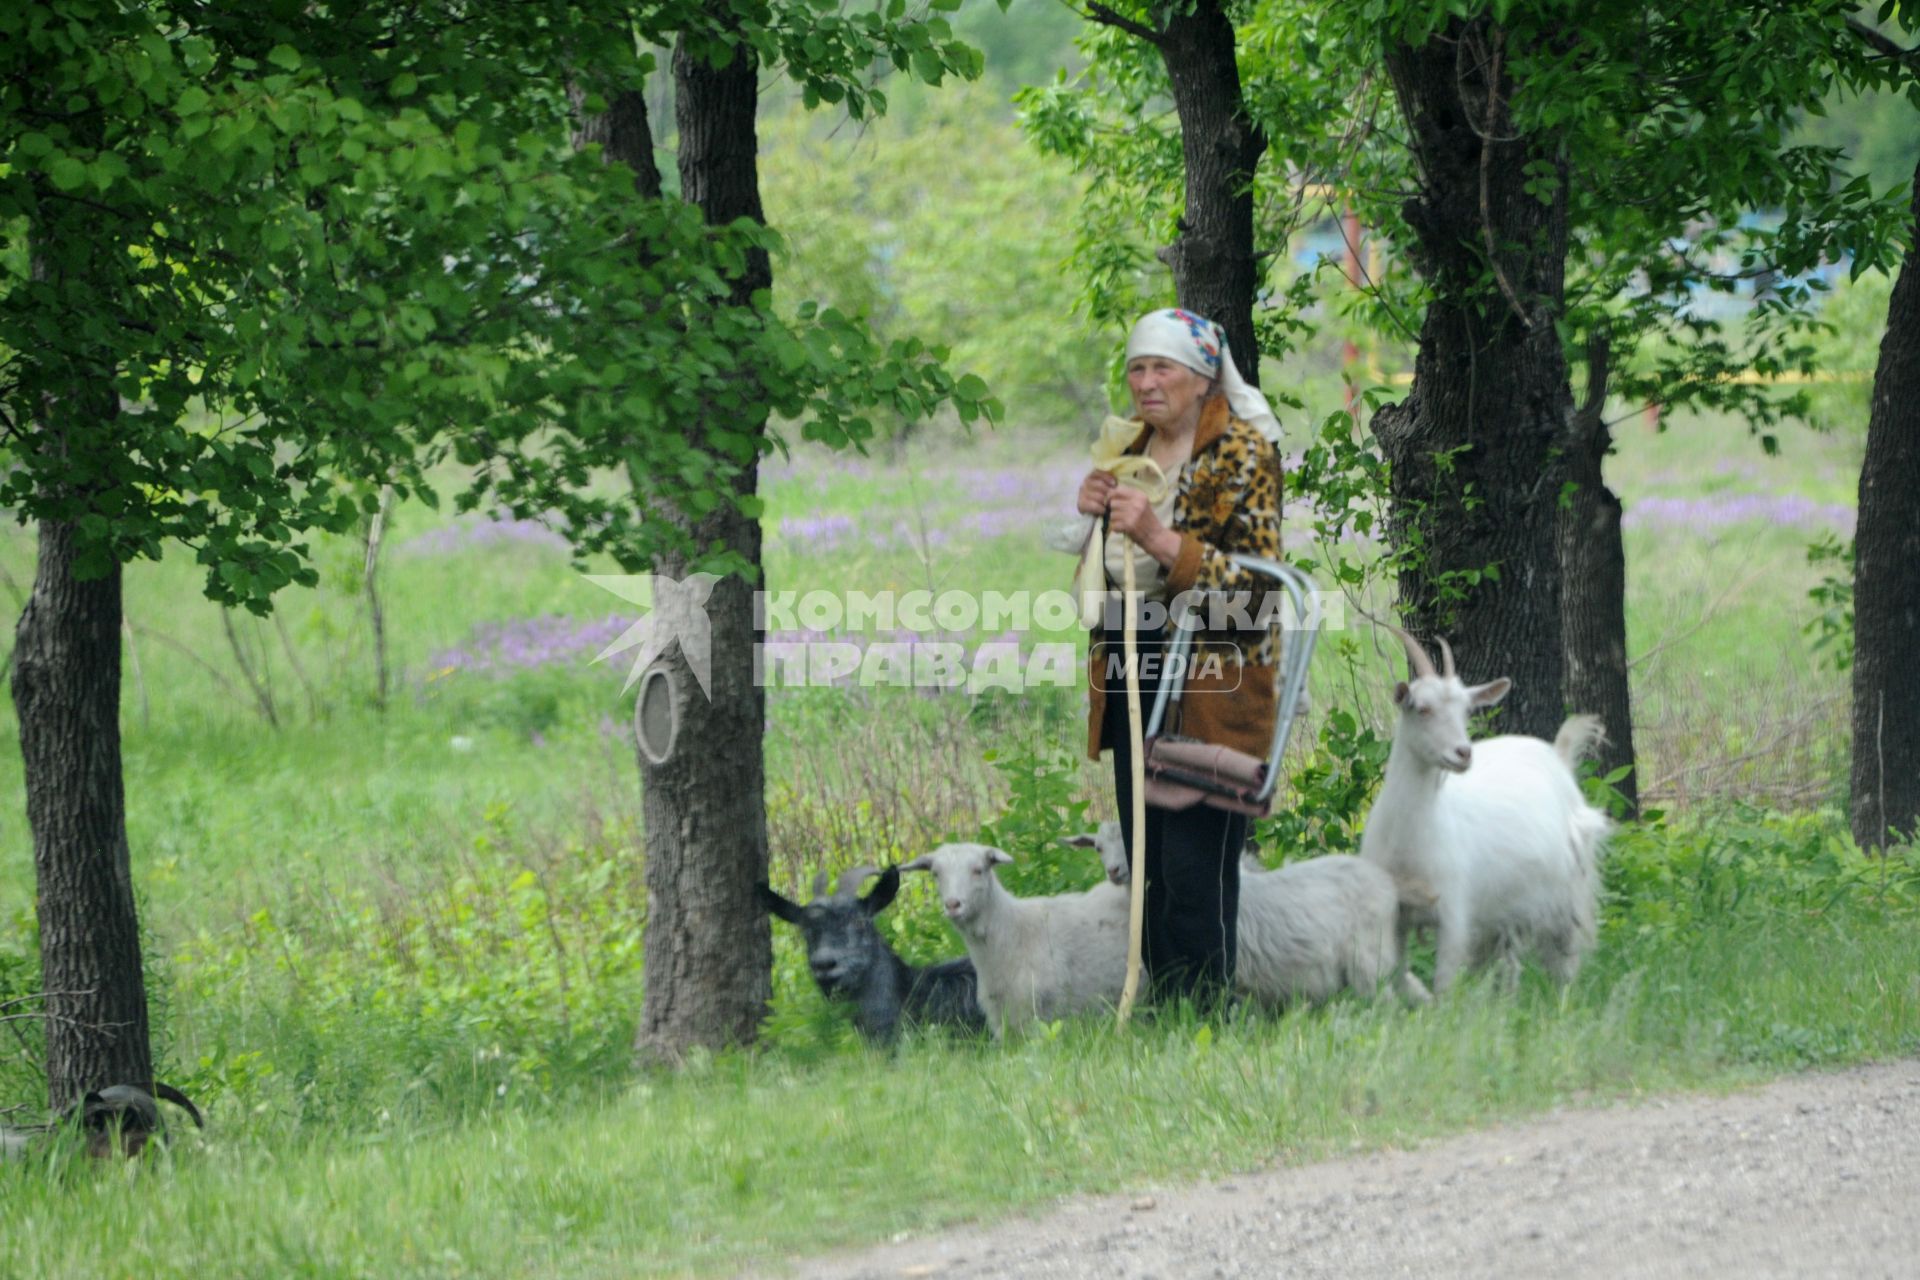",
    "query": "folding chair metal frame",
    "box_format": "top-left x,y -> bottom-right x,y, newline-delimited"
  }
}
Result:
1141,555 -> 1319,814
